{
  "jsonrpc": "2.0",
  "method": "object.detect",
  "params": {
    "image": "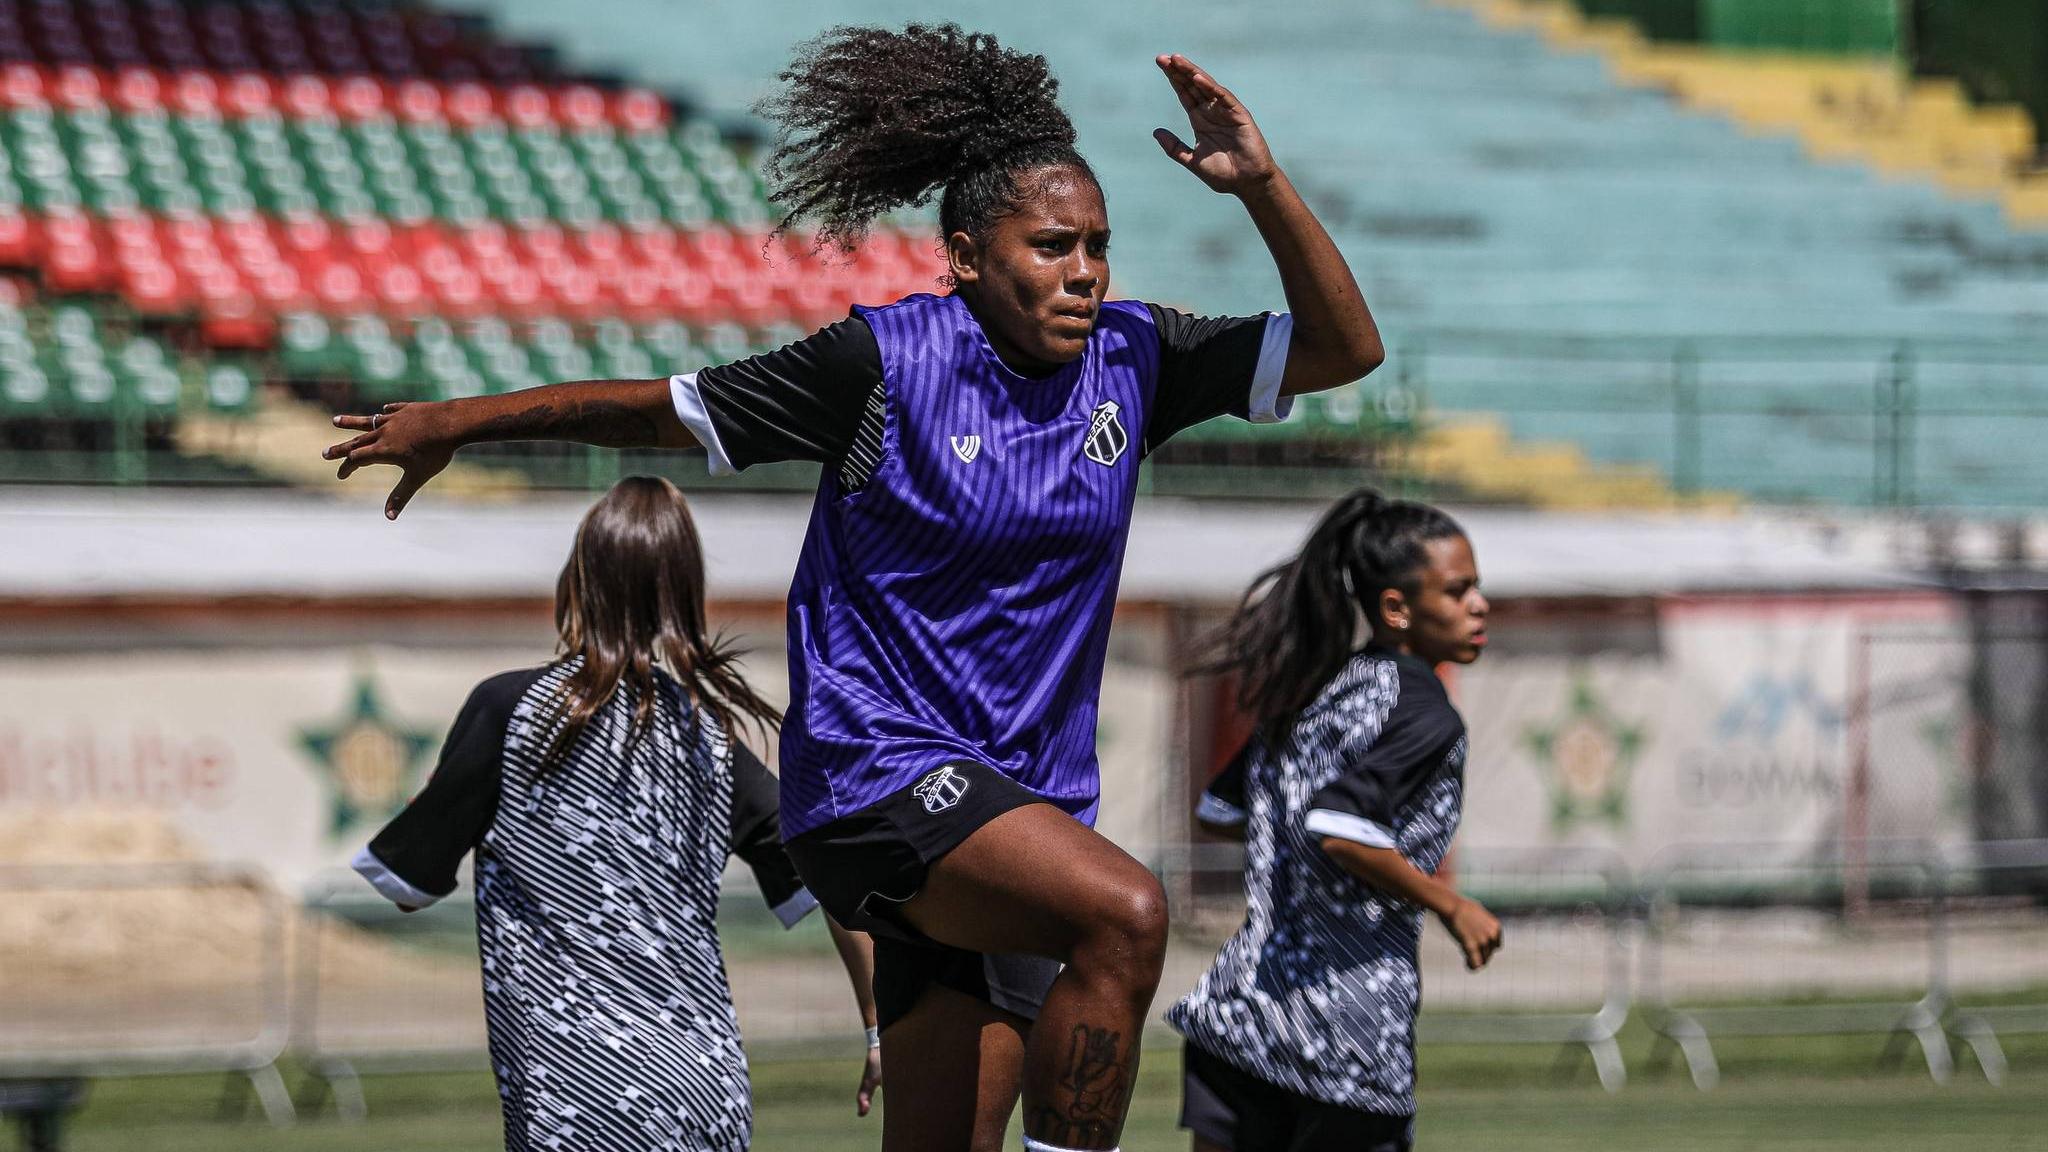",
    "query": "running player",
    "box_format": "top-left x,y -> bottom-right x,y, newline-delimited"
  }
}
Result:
351,477 -> 881,1151
325,26 -> 1382,1151
1168,490 -> 1501,1152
